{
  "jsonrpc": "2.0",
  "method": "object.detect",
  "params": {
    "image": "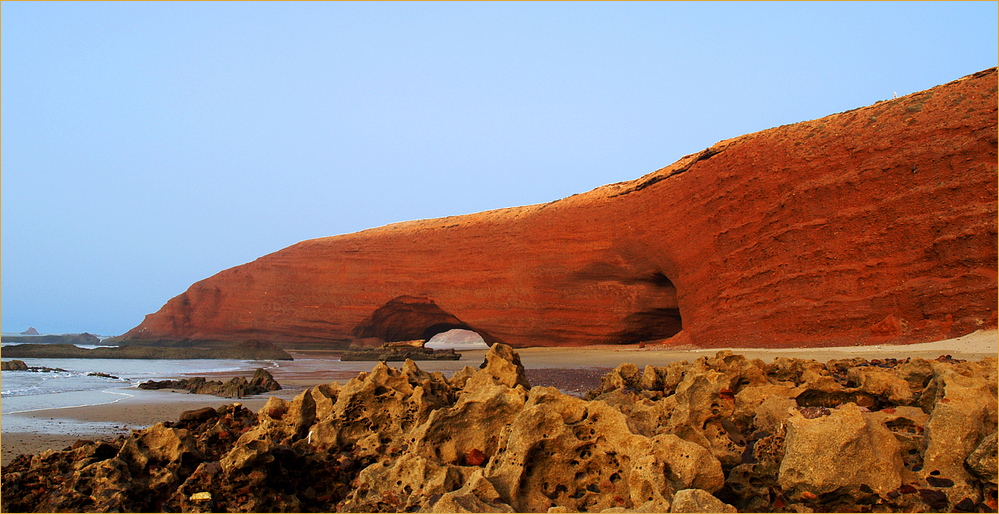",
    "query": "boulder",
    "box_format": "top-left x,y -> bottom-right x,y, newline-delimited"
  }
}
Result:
778,403 -> 903,500
411,373 -> 529,466
477,343 -> 531,390
484,387 -> 723,512
599,363 -> 641,392
1,359 -> 28,370
967,431 -> 998,484
430,469 -> 515,512
310,359 -> 456,458
345,453 -> 463,512
670,488 -> 737,513
847,366 -> 914,404
664,367 -> 746,467
920,362 -> 997,504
